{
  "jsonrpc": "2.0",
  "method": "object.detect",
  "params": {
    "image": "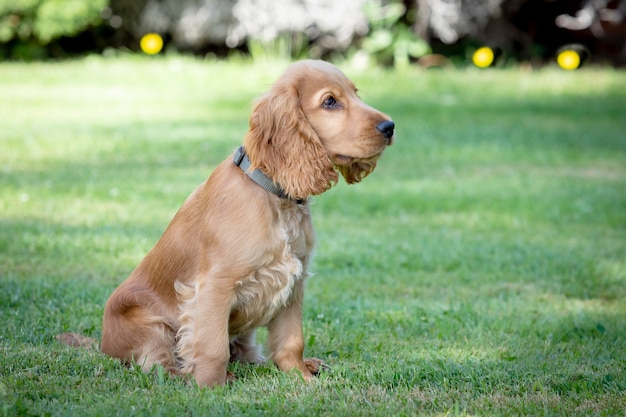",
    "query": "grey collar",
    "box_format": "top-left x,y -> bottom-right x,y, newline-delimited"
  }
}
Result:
233,146 -> 304,204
